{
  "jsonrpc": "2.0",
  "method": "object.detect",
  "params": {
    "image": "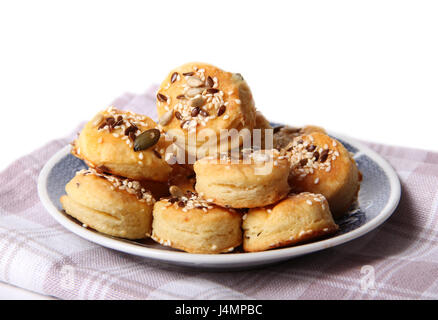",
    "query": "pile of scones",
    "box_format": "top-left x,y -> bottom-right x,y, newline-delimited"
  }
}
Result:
61,62 -> 361,254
